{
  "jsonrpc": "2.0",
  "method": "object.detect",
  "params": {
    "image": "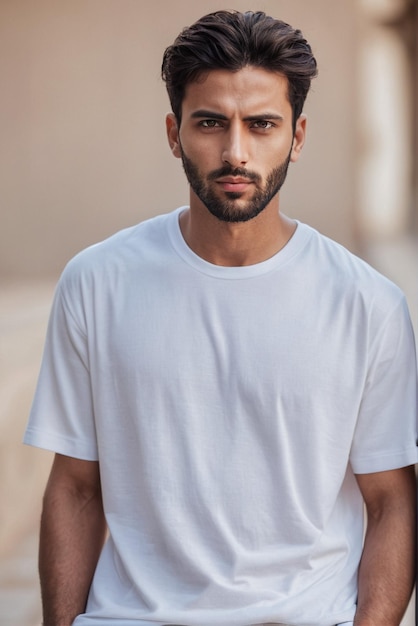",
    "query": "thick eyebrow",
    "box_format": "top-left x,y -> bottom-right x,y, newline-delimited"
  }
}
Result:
190,110 -> 228,120
190,109 -> 284,122
244,113 -> 284,122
